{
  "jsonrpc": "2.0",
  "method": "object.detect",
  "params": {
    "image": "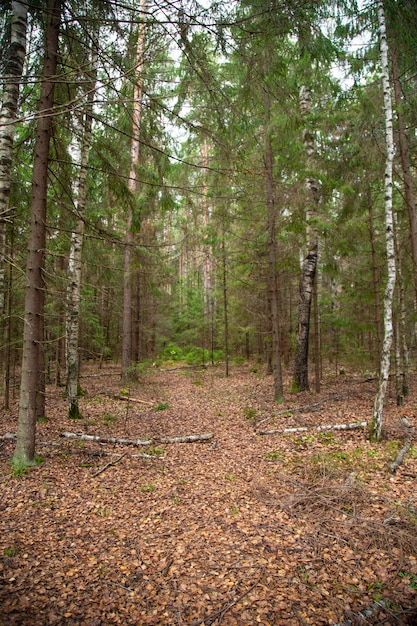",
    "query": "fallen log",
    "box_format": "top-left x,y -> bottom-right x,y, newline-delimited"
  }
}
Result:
258,421 -> 367,436
61,432 -> 153,446
390,417 -> 414,474
157,433 -> 213,444
113,395 -> 153,406
61,432 -> 214,446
